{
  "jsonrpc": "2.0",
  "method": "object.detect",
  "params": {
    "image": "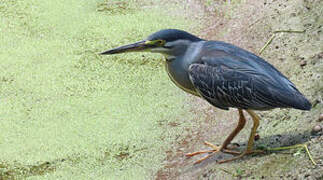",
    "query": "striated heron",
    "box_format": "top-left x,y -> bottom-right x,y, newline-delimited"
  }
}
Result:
100,29 -> 311,164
